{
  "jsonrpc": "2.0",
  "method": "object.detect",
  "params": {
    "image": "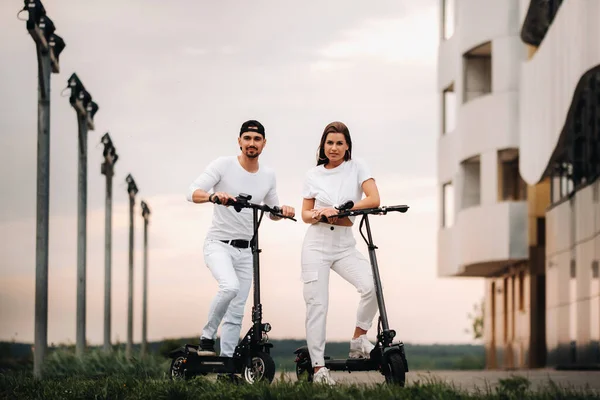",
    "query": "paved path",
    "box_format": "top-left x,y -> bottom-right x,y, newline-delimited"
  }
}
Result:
279,369 -> 600,392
